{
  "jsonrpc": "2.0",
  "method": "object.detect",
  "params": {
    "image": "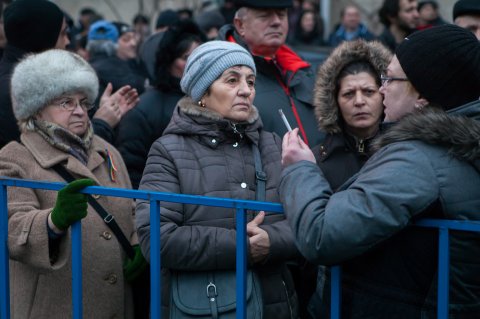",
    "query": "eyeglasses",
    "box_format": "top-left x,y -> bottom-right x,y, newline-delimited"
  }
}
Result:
380,74 -> 409,87
52,97 -> 94,112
